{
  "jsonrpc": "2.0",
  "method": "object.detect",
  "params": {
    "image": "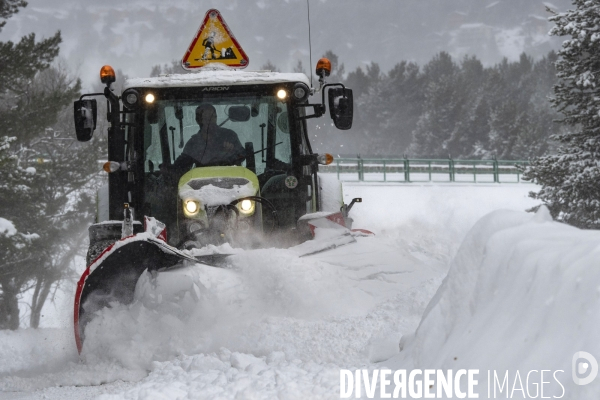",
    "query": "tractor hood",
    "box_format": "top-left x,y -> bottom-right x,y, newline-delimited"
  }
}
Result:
178,166 -> 259,206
